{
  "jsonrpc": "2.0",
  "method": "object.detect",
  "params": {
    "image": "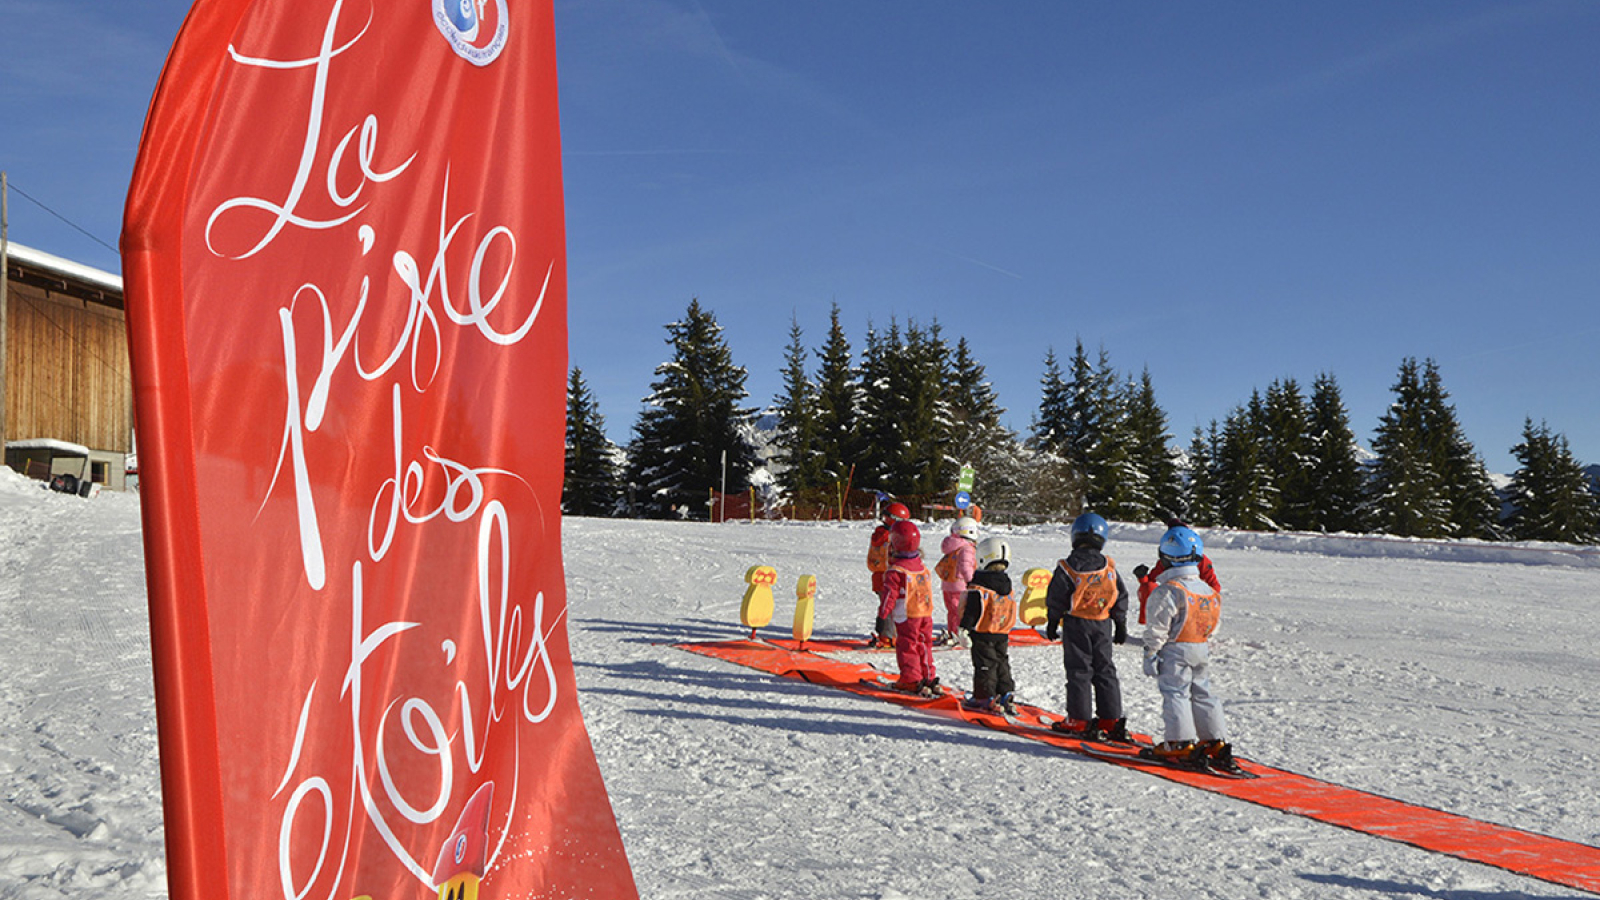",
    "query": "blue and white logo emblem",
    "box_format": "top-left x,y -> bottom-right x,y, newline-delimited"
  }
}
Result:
434,0 -> 508,66
453,833 -> 468,864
